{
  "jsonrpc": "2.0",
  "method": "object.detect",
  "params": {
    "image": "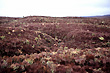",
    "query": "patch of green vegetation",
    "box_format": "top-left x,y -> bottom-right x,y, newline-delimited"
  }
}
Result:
26,59 -> 33,64
102,41 -> 110,46
76,48 -> 81,51
92,42 -> 96,44
106,26 -> 110,28
106,41 -> 110,45
1,60 -> 7,68
99,37 -> 104,41
11,64 -> 19,70
84,43 -> 88,46
8,32 -> 11,35
25,39 -> 30,44
13,20 -> 18,22
32,45 -> 35,48
101,21 -> 104,24
0,36 -> 5,40
56,25 -> 59,28
42,33 -> 45,35
23,22 -> 26,24
63,36 -> 67,40
38,35 -> 41,39
92,33 -> 95,36
46,61 -> 54,68
33,20 -> 35,21
64,46 -> 68,50
35,37 -> 38,41
18,34 -> 21,36
55,36 -> 58,40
